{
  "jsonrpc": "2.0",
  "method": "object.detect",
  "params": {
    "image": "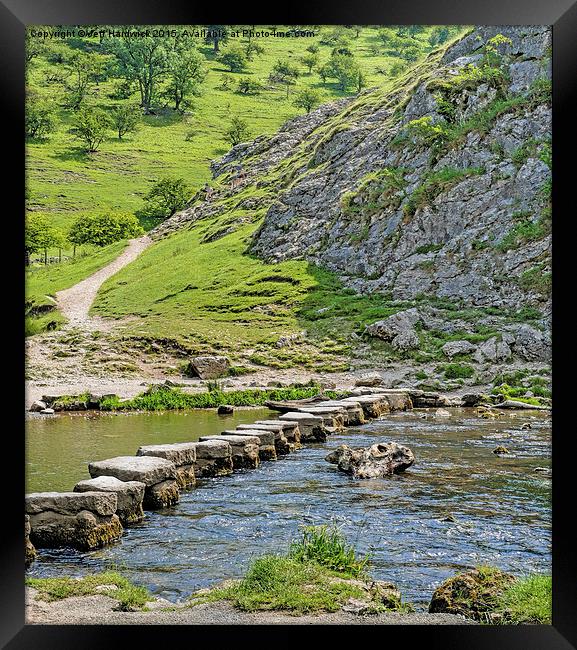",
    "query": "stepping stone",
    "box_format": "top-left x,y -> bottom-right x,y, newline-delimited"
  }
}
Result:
74,475 -> 145,524
237,423 -> 291,454
136,443 -> 198,488
279,412 -> 328,443
225,429 -> 277,460
88,456 -> 180,509
199,434 -> 260,470
191,440 -> 233,478
25,491 -> 123,550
